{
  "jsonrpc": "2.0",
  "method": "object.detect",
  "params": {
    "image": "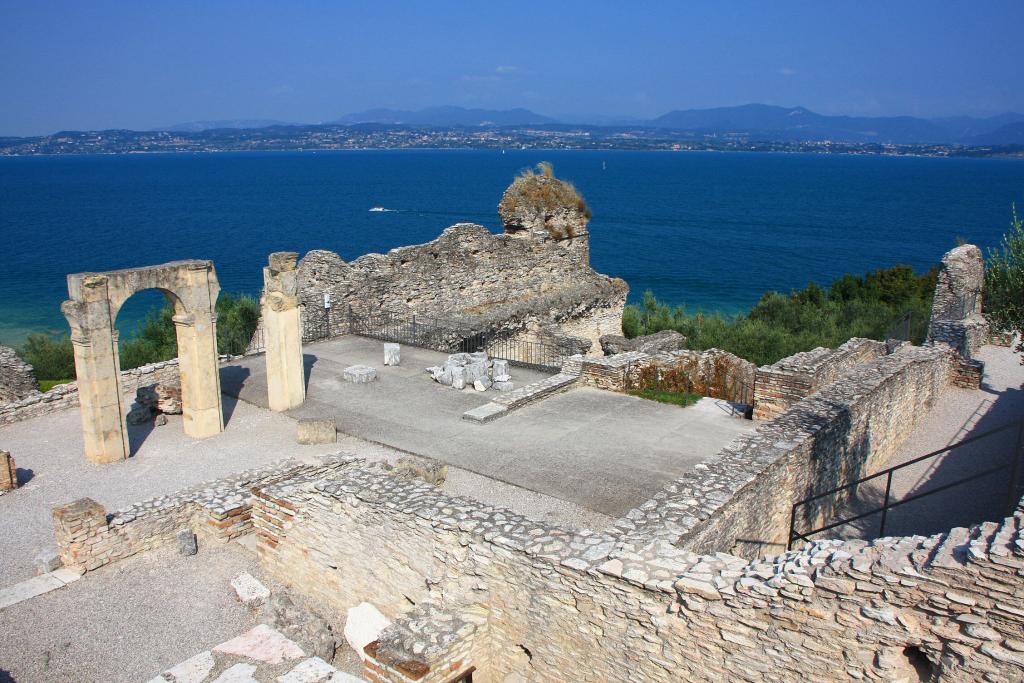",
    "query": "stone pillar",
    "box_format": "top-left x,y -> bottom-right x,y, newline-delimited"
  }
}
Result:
52,498 -> 108,570
0,450 -> 16,492
62,277 -> 130,464
175,263 -> 224,438
262,252 -> 306,411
